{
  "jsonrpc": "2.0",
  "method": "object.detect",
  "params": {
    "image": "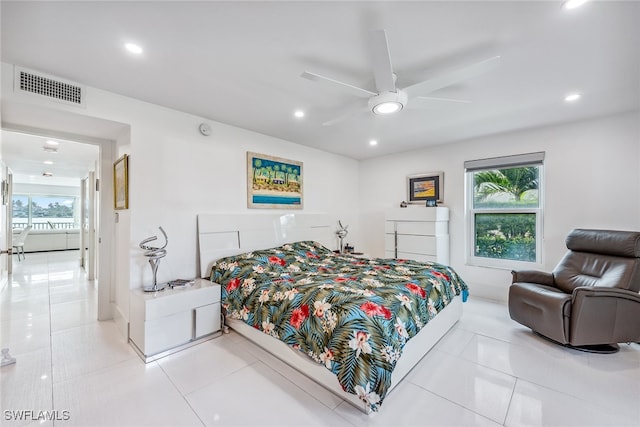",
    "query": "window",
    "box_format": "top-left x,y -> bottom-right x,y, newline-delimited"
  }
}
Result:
465,152 -> 544,268
12,194 -> 78,230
